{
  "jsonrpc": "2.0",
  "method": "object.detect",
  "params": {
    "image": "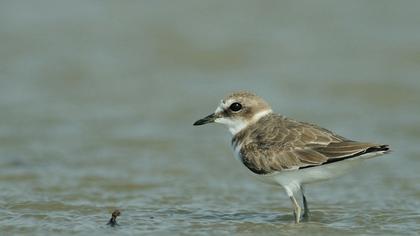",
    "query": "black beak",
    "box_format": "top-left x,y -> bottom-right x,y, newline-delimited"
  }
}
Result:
193,113 -> 217,126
